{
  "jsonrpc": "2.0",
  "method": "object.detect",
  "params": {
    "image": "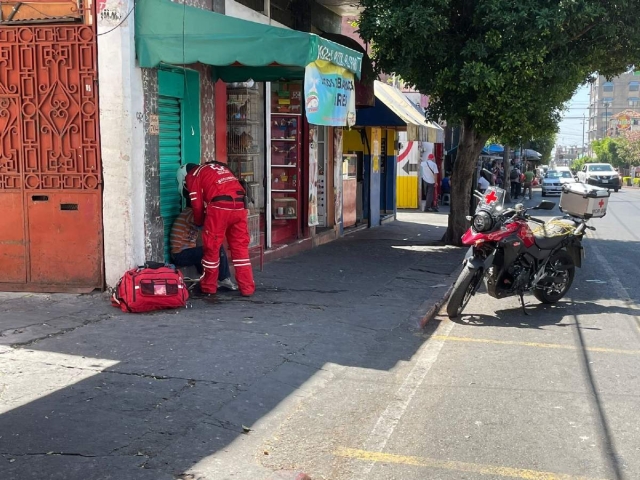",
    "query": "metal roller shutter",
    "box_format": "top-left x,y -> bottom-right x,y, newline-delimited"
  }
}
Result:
158,96 -> 183,262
